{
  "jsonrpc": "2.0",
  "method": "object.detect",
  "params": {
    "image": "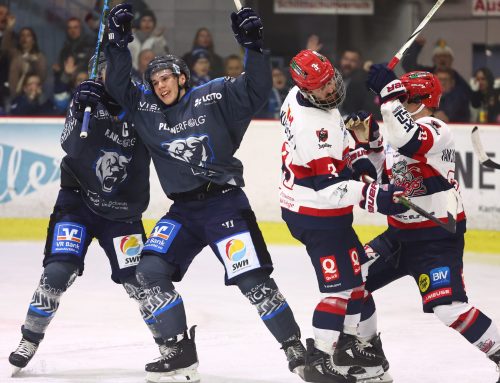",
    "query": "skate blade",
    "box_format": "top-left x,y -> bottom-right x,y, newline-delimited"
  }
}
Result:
348,366 -> 385,382
11,366 -> 22,377
146,363 -> 200,383
360,371 -> 393,383
292,365 -> 305,380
